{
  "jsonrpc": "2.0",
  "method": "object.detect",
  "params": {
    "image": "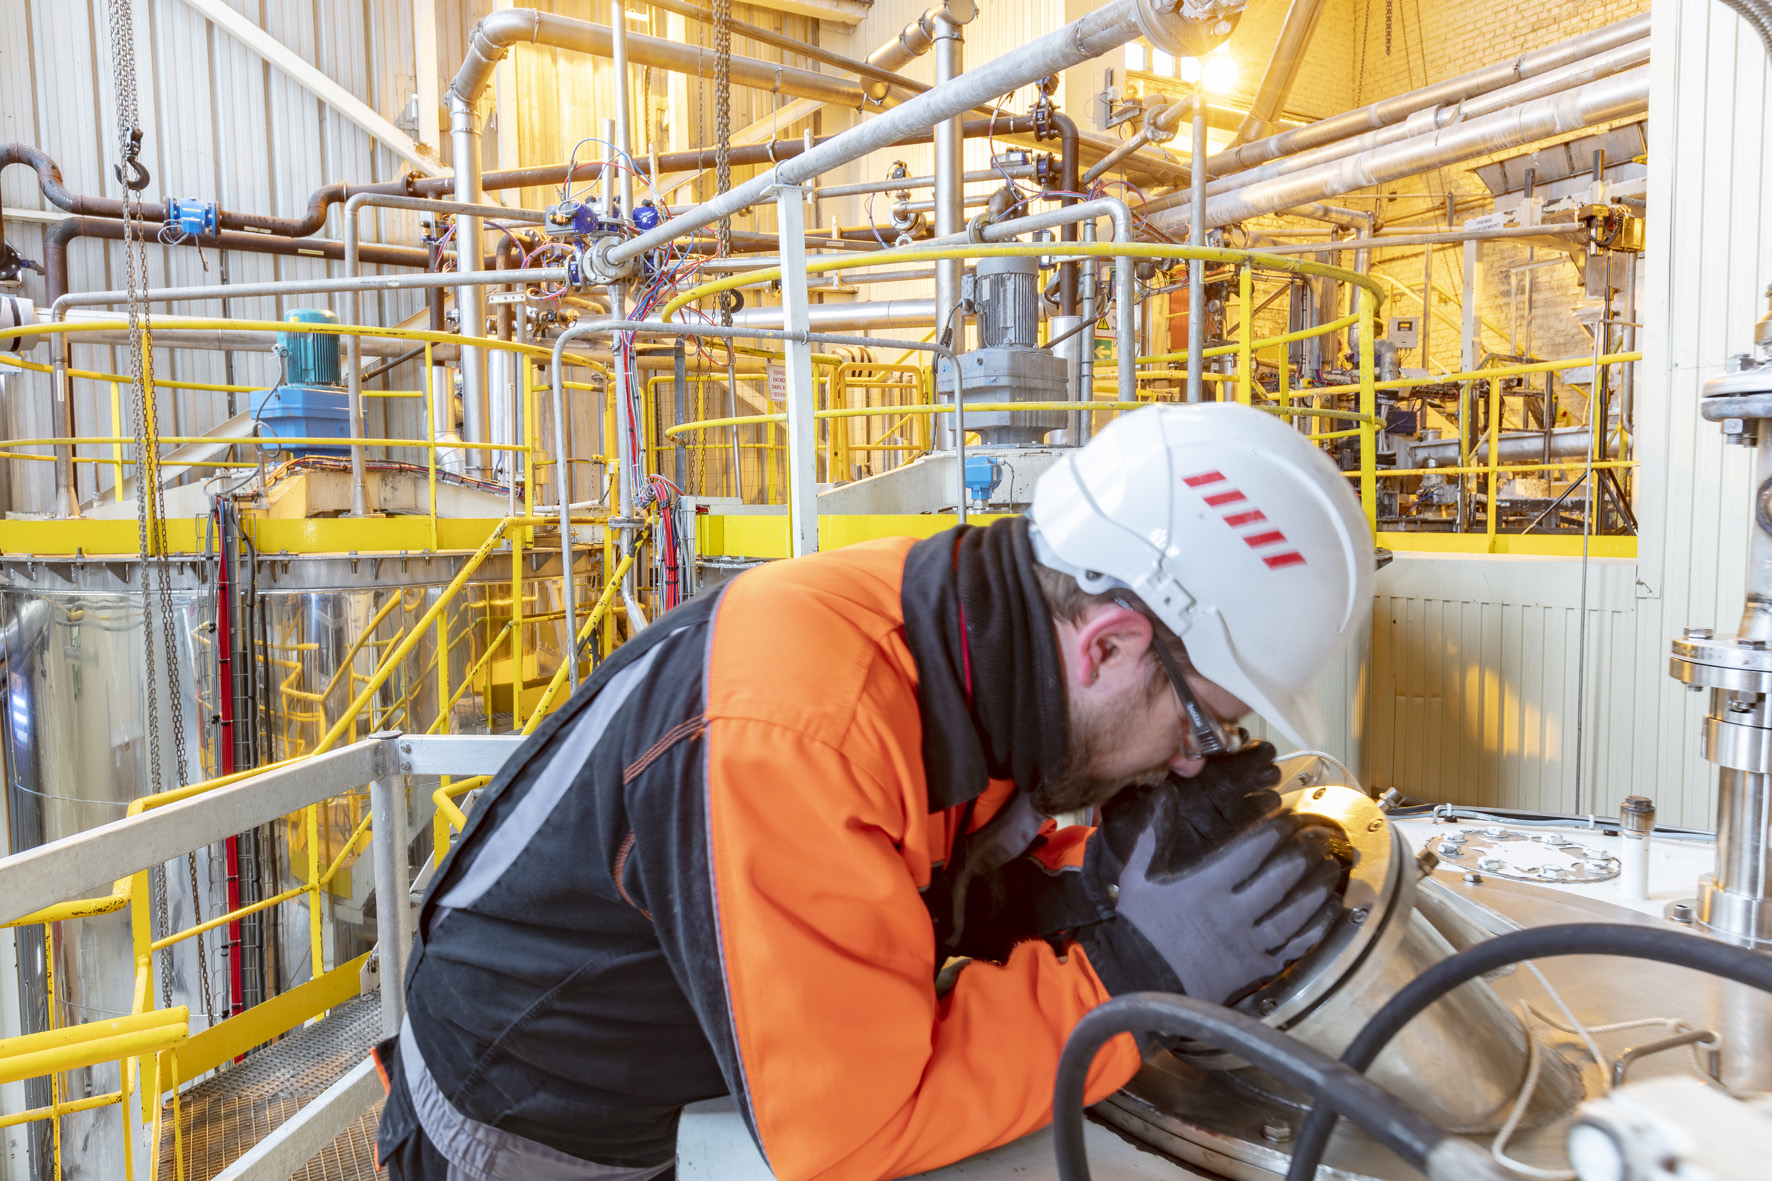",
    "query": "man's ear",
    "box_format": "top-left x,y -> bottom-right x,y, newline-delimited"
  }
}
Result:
1070,605 -> 1155,690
